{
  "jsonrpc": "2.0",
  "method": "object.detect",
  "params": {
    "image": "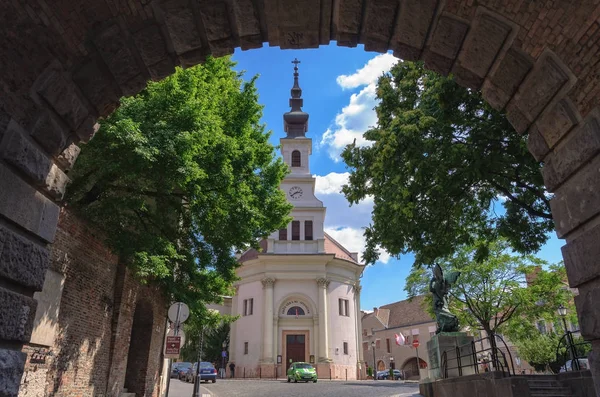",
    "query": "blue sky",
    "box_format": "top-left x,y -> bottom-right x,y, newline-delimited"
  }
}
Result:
231,45 -> 565,312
